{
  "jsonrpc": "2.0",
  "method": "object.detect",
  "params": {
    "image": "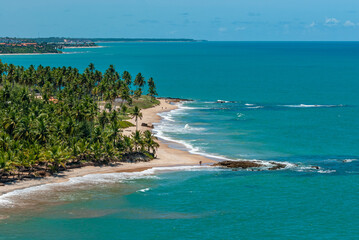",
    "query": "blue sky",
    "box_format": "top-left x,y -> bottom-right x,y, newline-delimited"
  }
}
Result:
1,0 -> 358,41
